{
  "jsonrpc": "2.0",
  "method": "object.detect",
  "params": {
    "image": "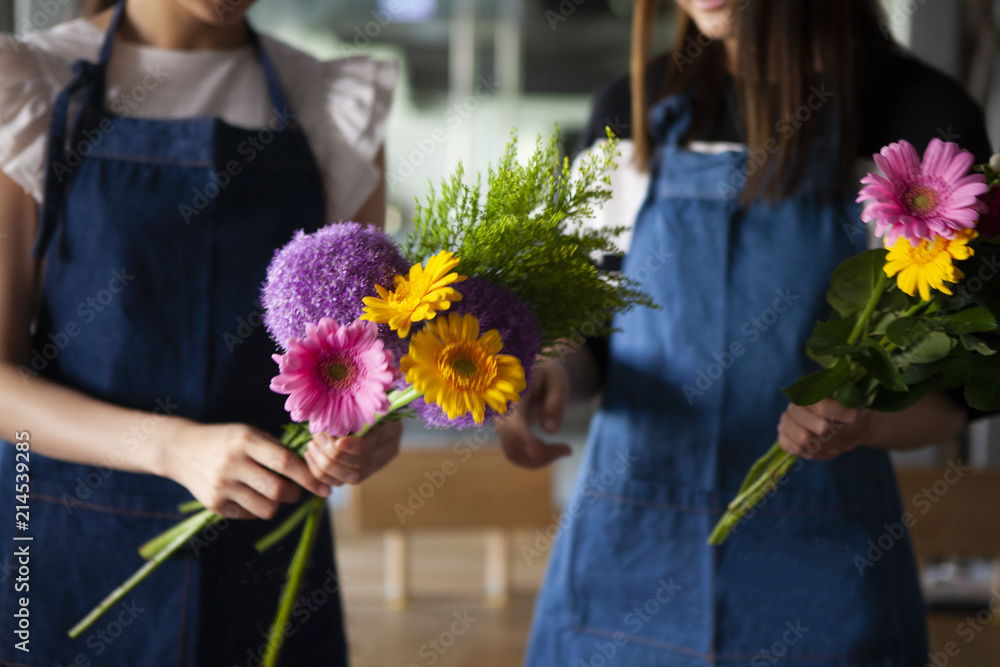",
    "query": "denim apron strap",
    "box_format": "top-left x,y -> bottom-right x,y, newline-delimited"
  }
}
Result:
32,0 -> 296,260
